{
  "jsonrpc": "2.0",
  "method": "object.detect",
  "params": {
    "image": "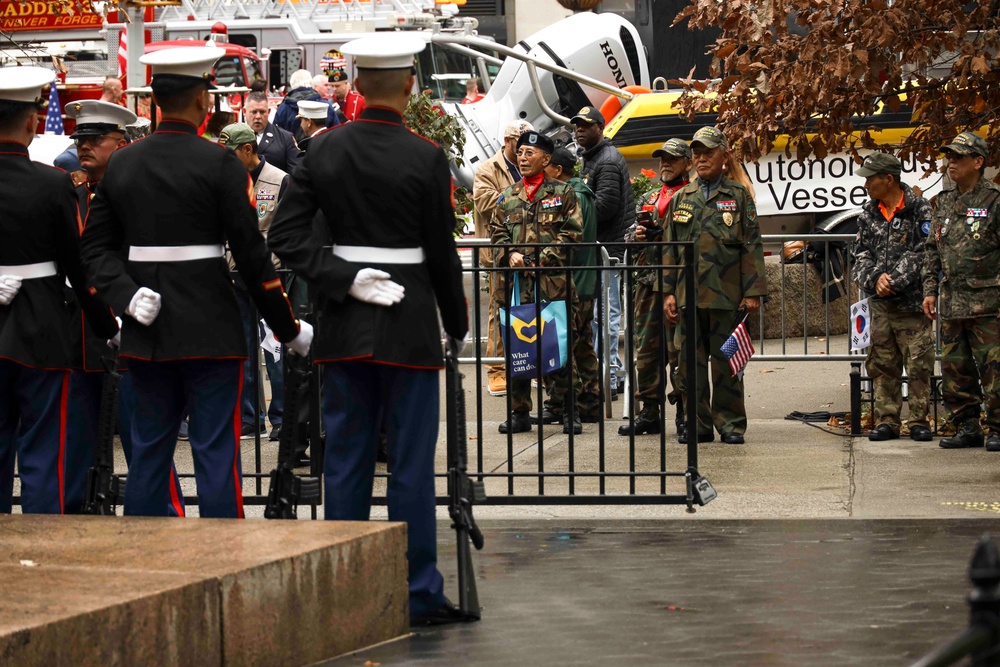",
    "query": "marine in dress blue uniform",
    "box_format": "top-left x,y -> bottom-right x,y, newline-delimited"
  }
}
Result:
65,100 -> 186,516
80,48 -> 312,518
0,68 -> 119,514
267,34 -> 469,625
